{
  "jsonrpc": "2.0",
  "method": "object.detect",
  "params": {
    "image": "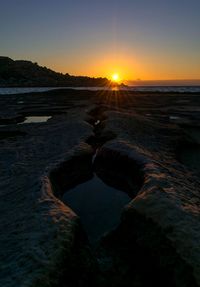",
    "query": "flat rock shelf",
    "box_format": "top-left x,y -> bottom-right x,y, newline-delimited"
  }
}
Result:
1,89 -> 200,287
